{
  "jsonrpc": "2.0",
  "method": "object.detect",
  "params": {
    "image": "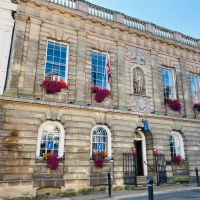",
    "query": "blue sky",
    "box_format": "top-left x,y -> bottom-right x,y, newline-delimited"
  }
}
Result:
87,0 -> 200,39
